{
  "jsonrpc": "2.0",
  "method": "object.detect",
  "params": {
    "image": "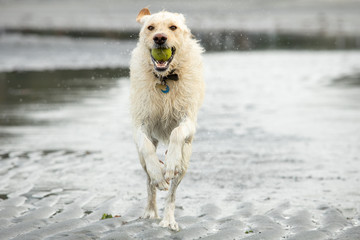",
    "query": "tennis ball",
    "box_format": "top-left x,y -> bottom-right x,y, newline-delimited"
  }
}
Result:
151,48 -> 172,61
